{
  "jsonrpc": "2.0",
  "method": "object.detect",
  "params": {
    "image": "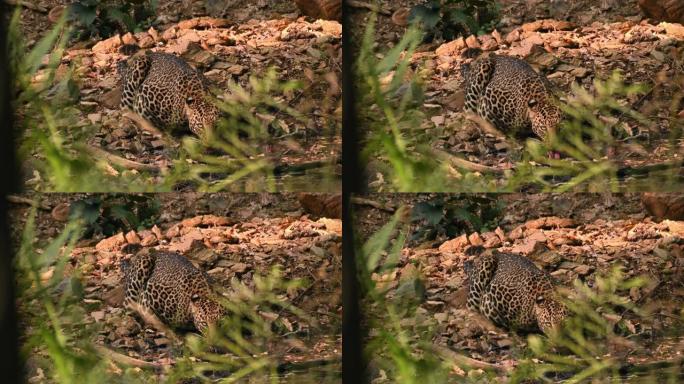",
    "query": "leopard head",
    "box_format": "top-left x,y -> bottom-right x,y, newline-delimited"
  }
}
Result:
533,290 -> 567,334
189,293 -> 224,332
526,81 -> 563,140
185,92 -> 221,137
